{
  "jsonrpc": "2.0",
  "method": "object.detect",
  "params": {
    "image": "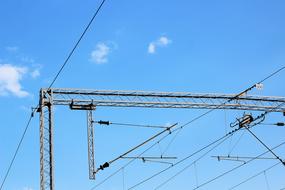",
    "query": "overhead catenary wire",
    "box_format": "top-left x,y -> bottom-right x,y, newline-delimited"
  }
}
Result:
153,130 -> 236,190
228,130 -> 246,155
261,122 -> 285,126
95,120 -> 169,129
157,141 -> 163,155
129,104 -> 284,190
264,171 -> 271,190
128,127 -> 242,190
48,0 -> 107,89
244,126 -> 285,166
0,113 -> 34,190
0,1 -> 107,189
90,131 -> 177,190
122,168 -> 125,190
228,162 -> 281,190
258,65 -> 285,84
90,66 -> 285,189
161,105 -> 285,190
194,161 -> 199,188
129,107 -> 272,189
225,109 -> 234,155
132,83 -> 259,163
154,119 -> 271,190
136,65 -> 285,164
191,141 -> 285,190
94,123 -> 178,173
0,3 -> 284,190
161,128 -> 183,156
